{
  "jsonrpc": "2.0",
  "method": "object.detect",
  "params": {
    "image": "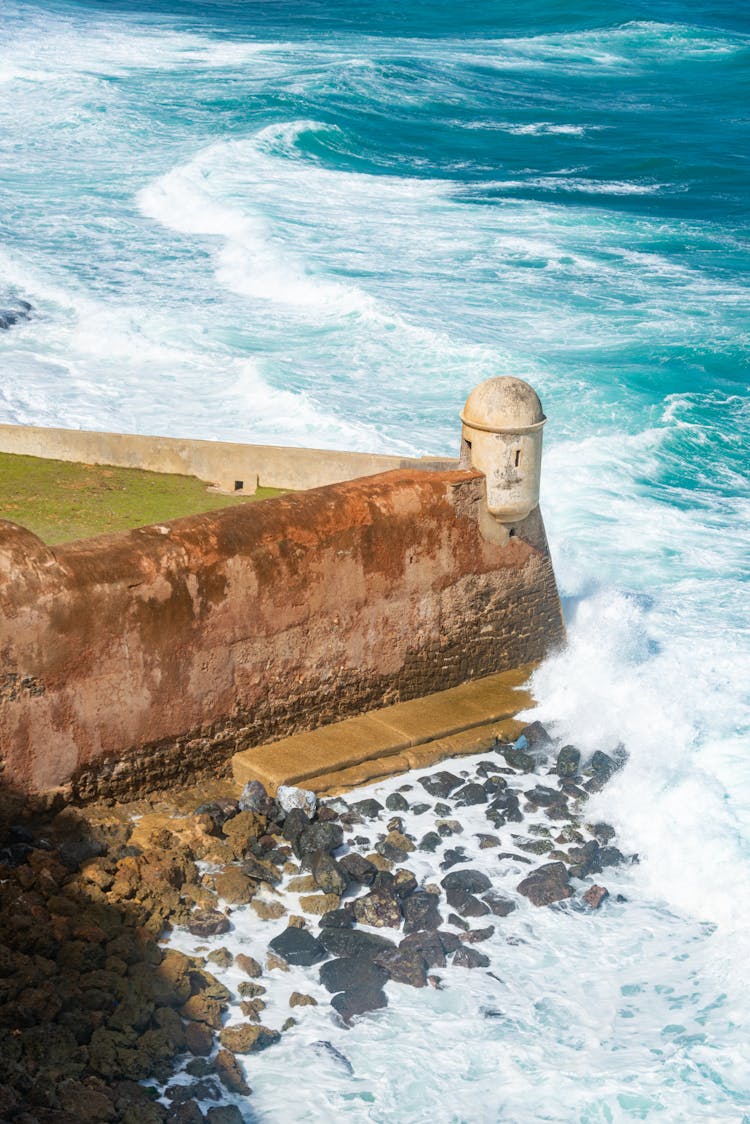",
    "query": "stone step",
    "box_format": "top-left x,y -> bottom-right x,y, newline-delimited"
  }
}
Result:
231,667 -> 533,796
